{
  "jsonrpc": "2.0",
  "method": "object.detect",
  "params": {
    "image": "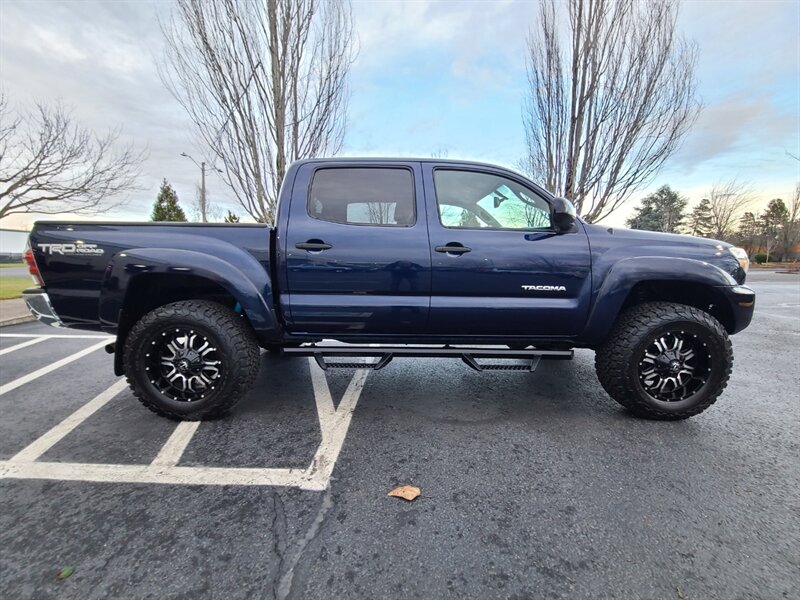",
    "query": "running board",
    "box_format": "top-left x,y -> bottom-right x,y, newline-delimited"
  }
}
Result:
282,344 -> 573,372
